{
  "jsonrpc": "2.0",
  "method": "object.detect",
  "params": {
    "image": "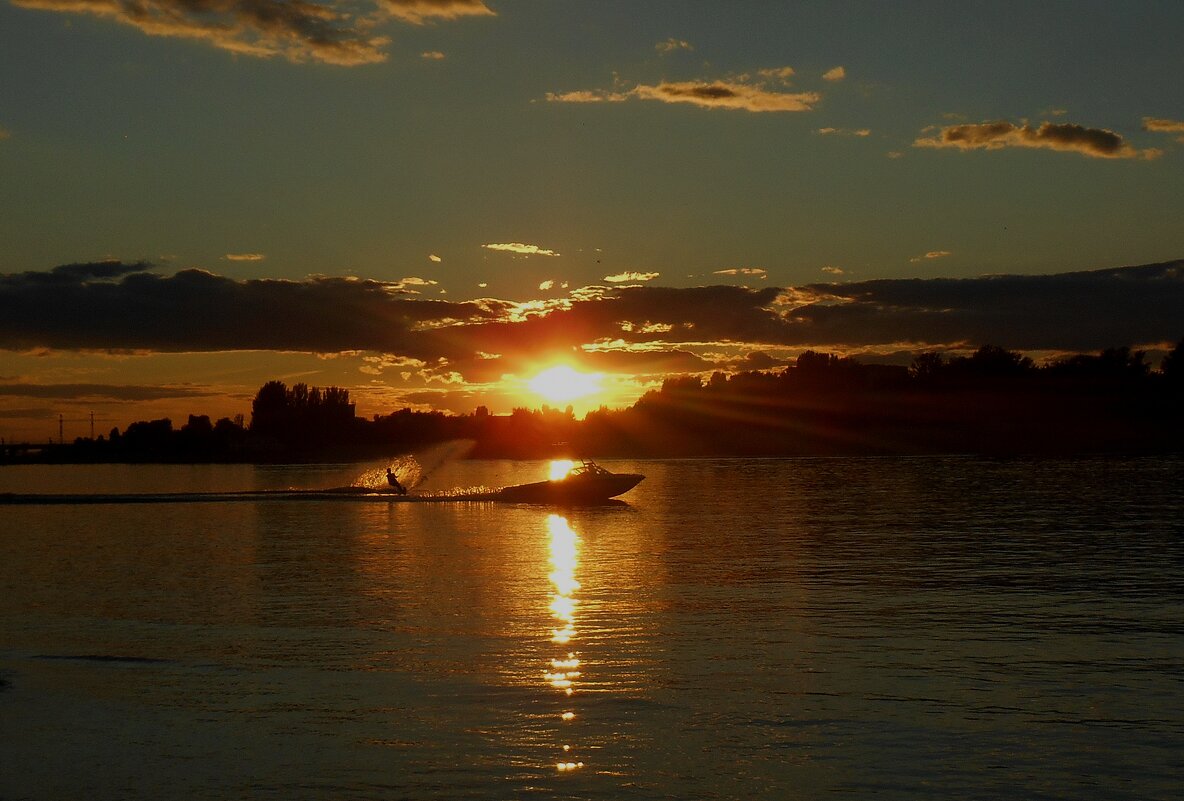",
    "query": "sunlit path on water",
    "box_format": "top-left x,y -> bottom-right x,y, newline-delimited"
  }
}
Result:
544,514 -> 585,772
